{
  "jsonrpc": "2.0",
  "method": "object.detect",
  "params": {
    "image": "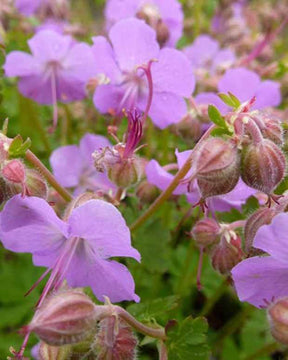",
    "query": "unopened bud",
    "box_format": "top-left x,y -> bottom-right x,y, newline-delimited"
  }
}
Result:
156,20 -> 170,47
38,342 -> 72,360
268,297 -> 288,344
192,218 -> 221,248
173,114 -> 202,142
25,169 -> 48,199
252,111 -> 283,146
93,316 -> 138,360
136,180 -> 159,204
196,138 -> 240,198
211,234 -> 243,274
241,139 -> 286,194
1,159 -> 25,185
244,207 -> 275,255
28,290 -> 97,346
